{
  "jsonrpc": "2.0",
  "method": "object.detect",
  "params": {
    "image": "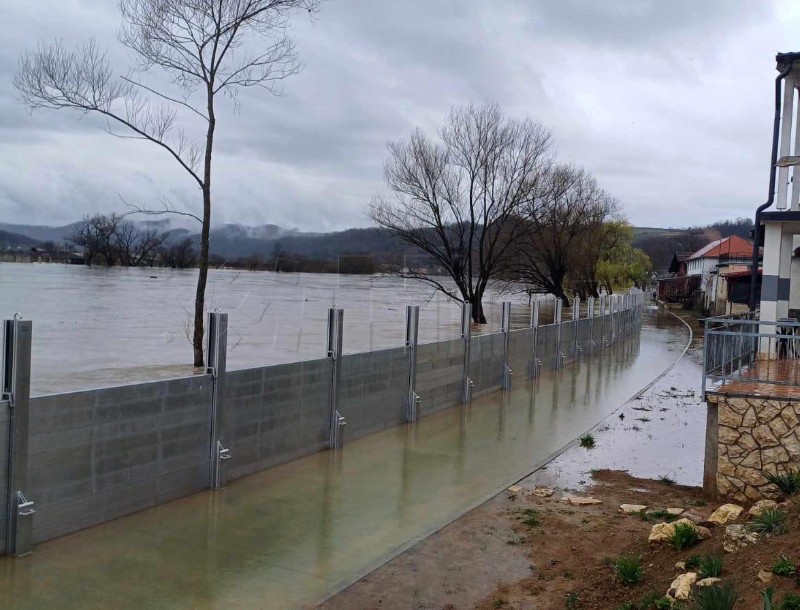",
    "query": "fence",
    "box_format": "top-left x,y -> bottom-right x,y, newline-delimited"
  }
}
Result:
0,292 -> 644,556
702,314 -> 800,398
